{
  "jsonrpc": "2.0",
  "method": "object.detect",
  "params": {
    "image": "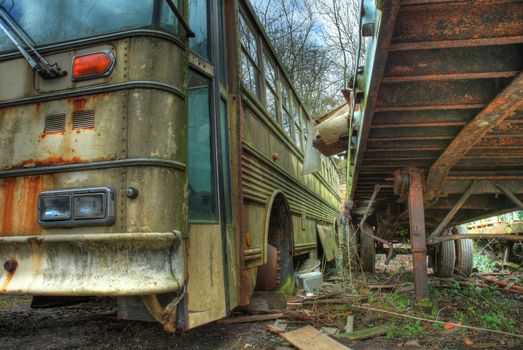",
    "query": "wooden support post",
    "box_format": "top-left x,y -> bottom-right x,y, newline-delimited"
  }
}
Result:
407,169 -> 429,299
